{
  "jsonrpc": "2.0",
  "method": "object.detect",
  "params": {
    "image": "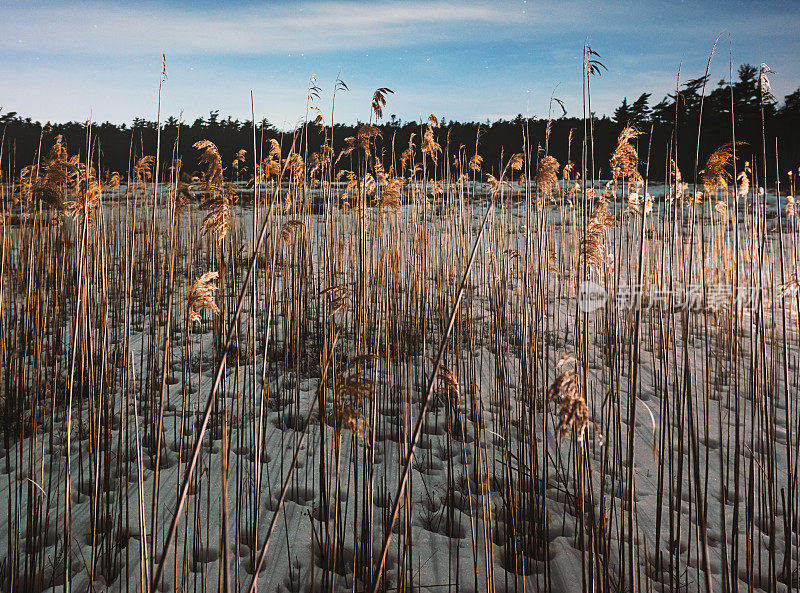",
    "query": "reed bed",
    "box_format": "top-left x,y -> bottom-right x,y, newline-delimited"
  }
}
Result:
0,84 -> 798,593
